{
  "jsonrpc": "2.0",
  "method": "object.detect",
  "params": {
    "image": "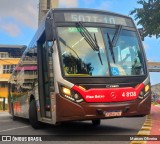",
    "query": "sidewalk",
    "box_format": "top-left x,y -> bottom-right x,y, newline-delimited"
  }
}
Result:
147,105 -> 160,144
0,110 -> 8,112
0,111 -> 9,117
